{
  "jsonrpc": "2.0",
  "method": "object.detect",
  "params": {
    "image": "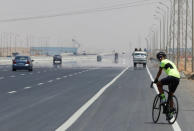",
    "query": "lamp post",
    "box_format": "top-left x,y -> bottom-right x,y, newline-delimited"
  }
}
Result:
159,3 -> 170,54
154,15 -> 162,51
192,0 -> 194,72
156,10 -> 166,51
